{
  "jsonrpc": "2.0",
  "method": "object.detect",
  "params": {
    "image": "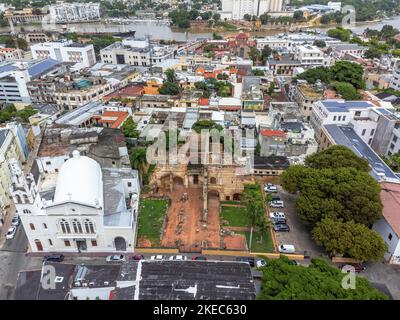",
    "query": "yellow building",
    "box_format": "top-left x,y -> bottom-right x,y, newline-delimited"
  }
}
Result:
0,125 -> 28,208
